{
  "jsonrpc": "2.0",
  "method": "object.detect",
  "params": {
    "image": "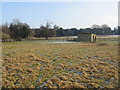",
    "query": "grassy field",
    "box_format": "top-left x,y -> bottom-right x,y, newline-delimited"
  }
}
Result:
2,38 -> 119,88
